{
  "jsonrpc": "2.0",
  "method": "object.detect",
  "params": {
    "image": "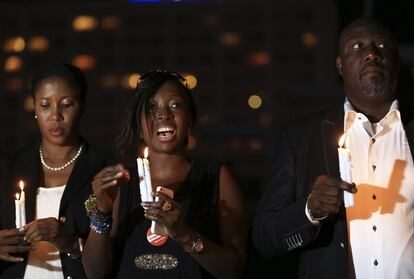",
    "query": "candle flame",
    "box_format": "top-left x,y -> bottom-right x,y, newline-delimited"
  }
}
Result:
19,180 -> 24,191
144,147 -> 149,158
15,193 -> 20,200
338,133 -> 347,148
